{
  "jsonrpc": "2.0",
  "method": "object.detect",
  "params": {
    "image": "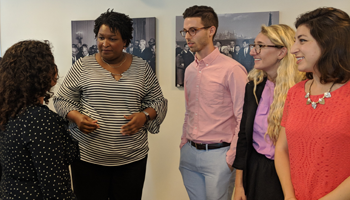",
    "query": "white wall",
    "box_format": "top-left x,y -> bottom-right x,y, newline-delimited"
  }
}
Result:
1,0 -> 349,199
